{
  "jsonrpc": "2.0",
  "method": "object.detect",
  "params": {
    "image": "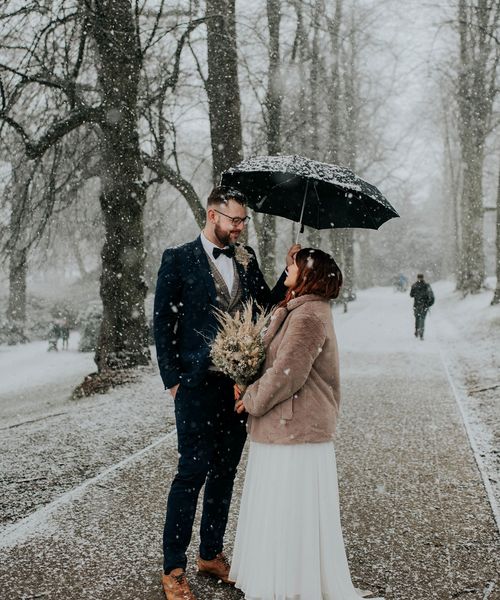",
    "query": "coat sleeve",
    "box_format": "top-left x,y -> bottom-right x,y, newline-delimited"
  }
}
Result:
243,312 -> 326,417
246,246 -> 287,309
153,248 -> 183,389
